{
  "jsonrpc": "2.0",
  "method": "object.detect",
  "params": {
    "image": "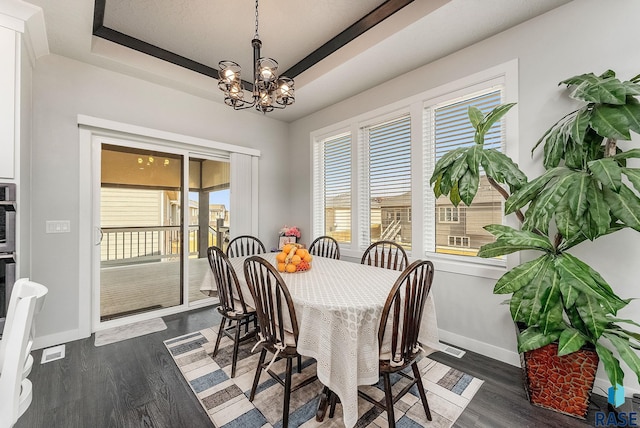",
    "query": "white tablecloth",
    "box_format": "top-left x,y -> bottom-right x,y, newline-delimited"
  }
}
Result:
201,253 -> 442,428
